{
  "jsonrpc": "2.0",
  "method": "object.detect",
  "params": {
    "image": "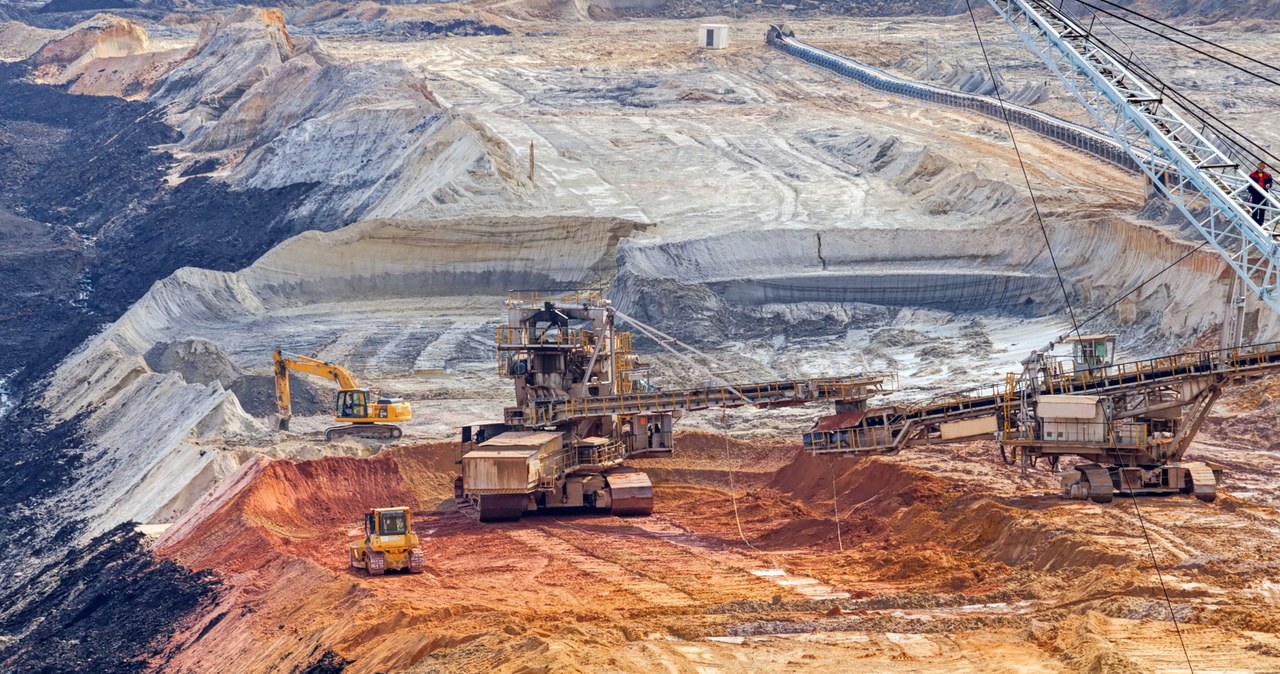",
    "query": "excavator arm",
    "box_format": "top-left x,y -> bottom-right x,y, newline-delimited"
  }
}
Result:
272,349 -> 392,434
